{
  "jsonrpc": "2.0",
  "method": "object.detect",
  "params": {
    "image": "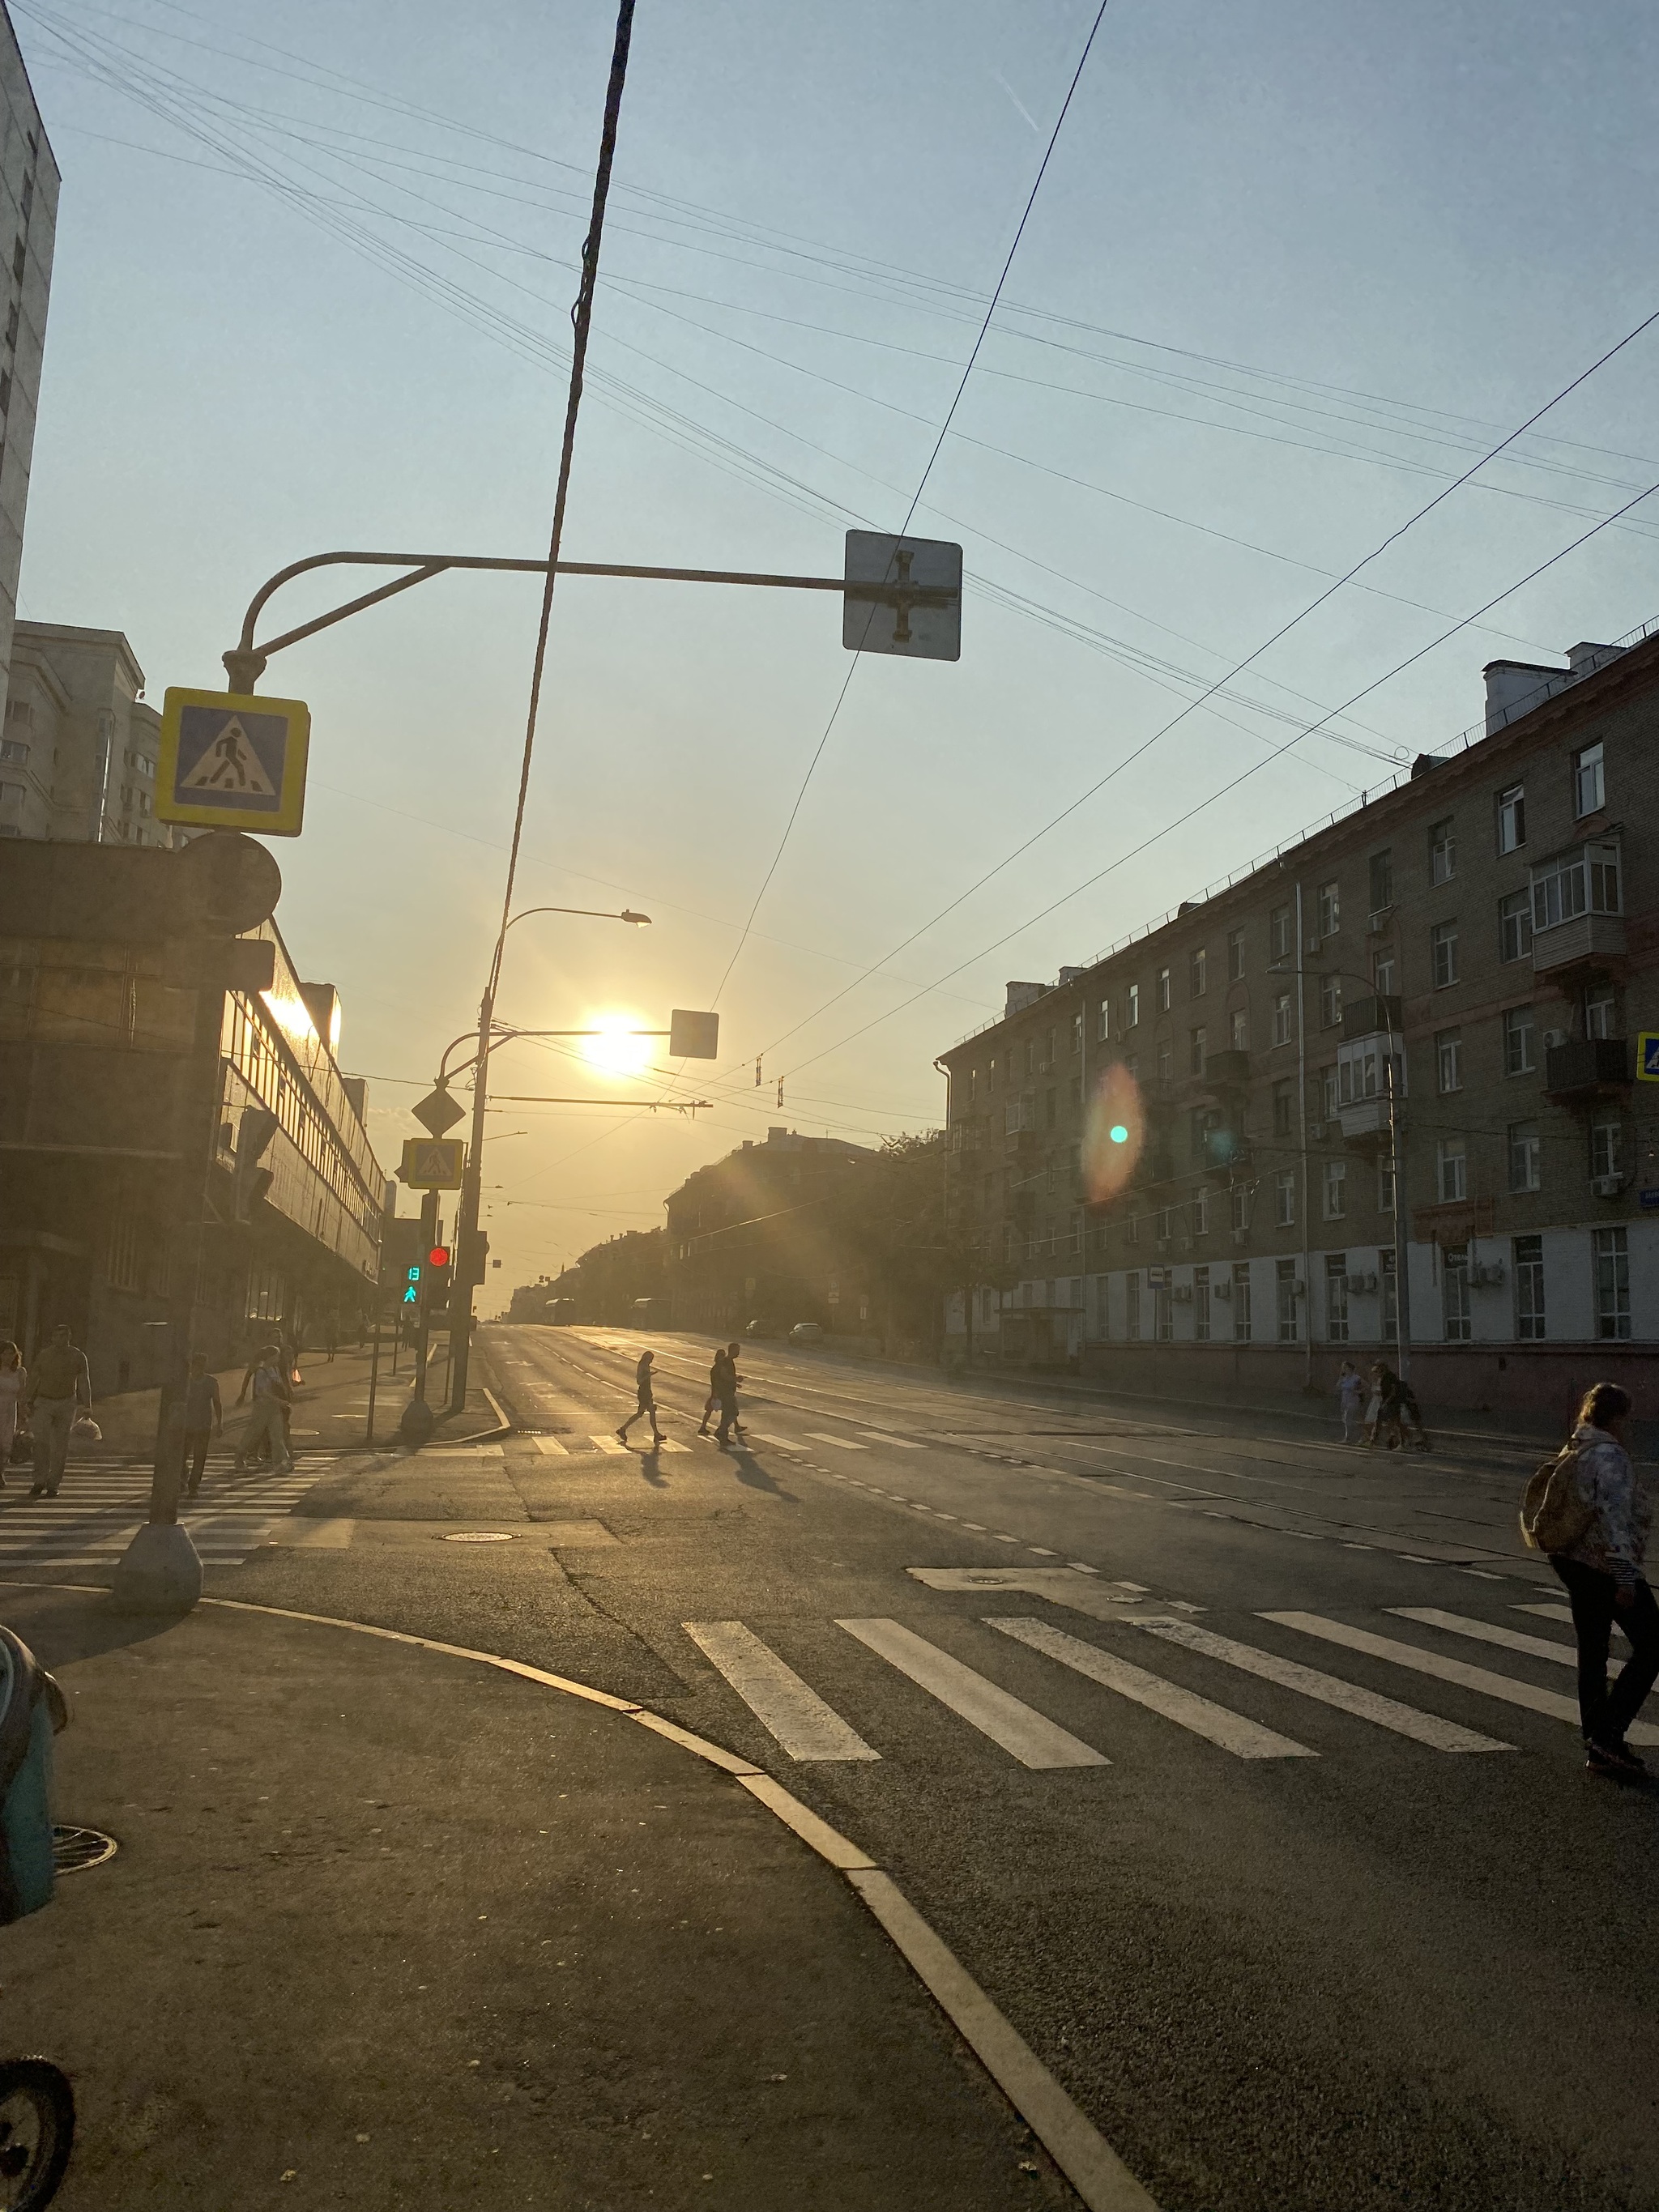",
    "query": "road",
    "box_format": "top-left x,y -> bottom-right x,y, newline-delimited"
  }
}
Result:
428,1323 -> 1655,2212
